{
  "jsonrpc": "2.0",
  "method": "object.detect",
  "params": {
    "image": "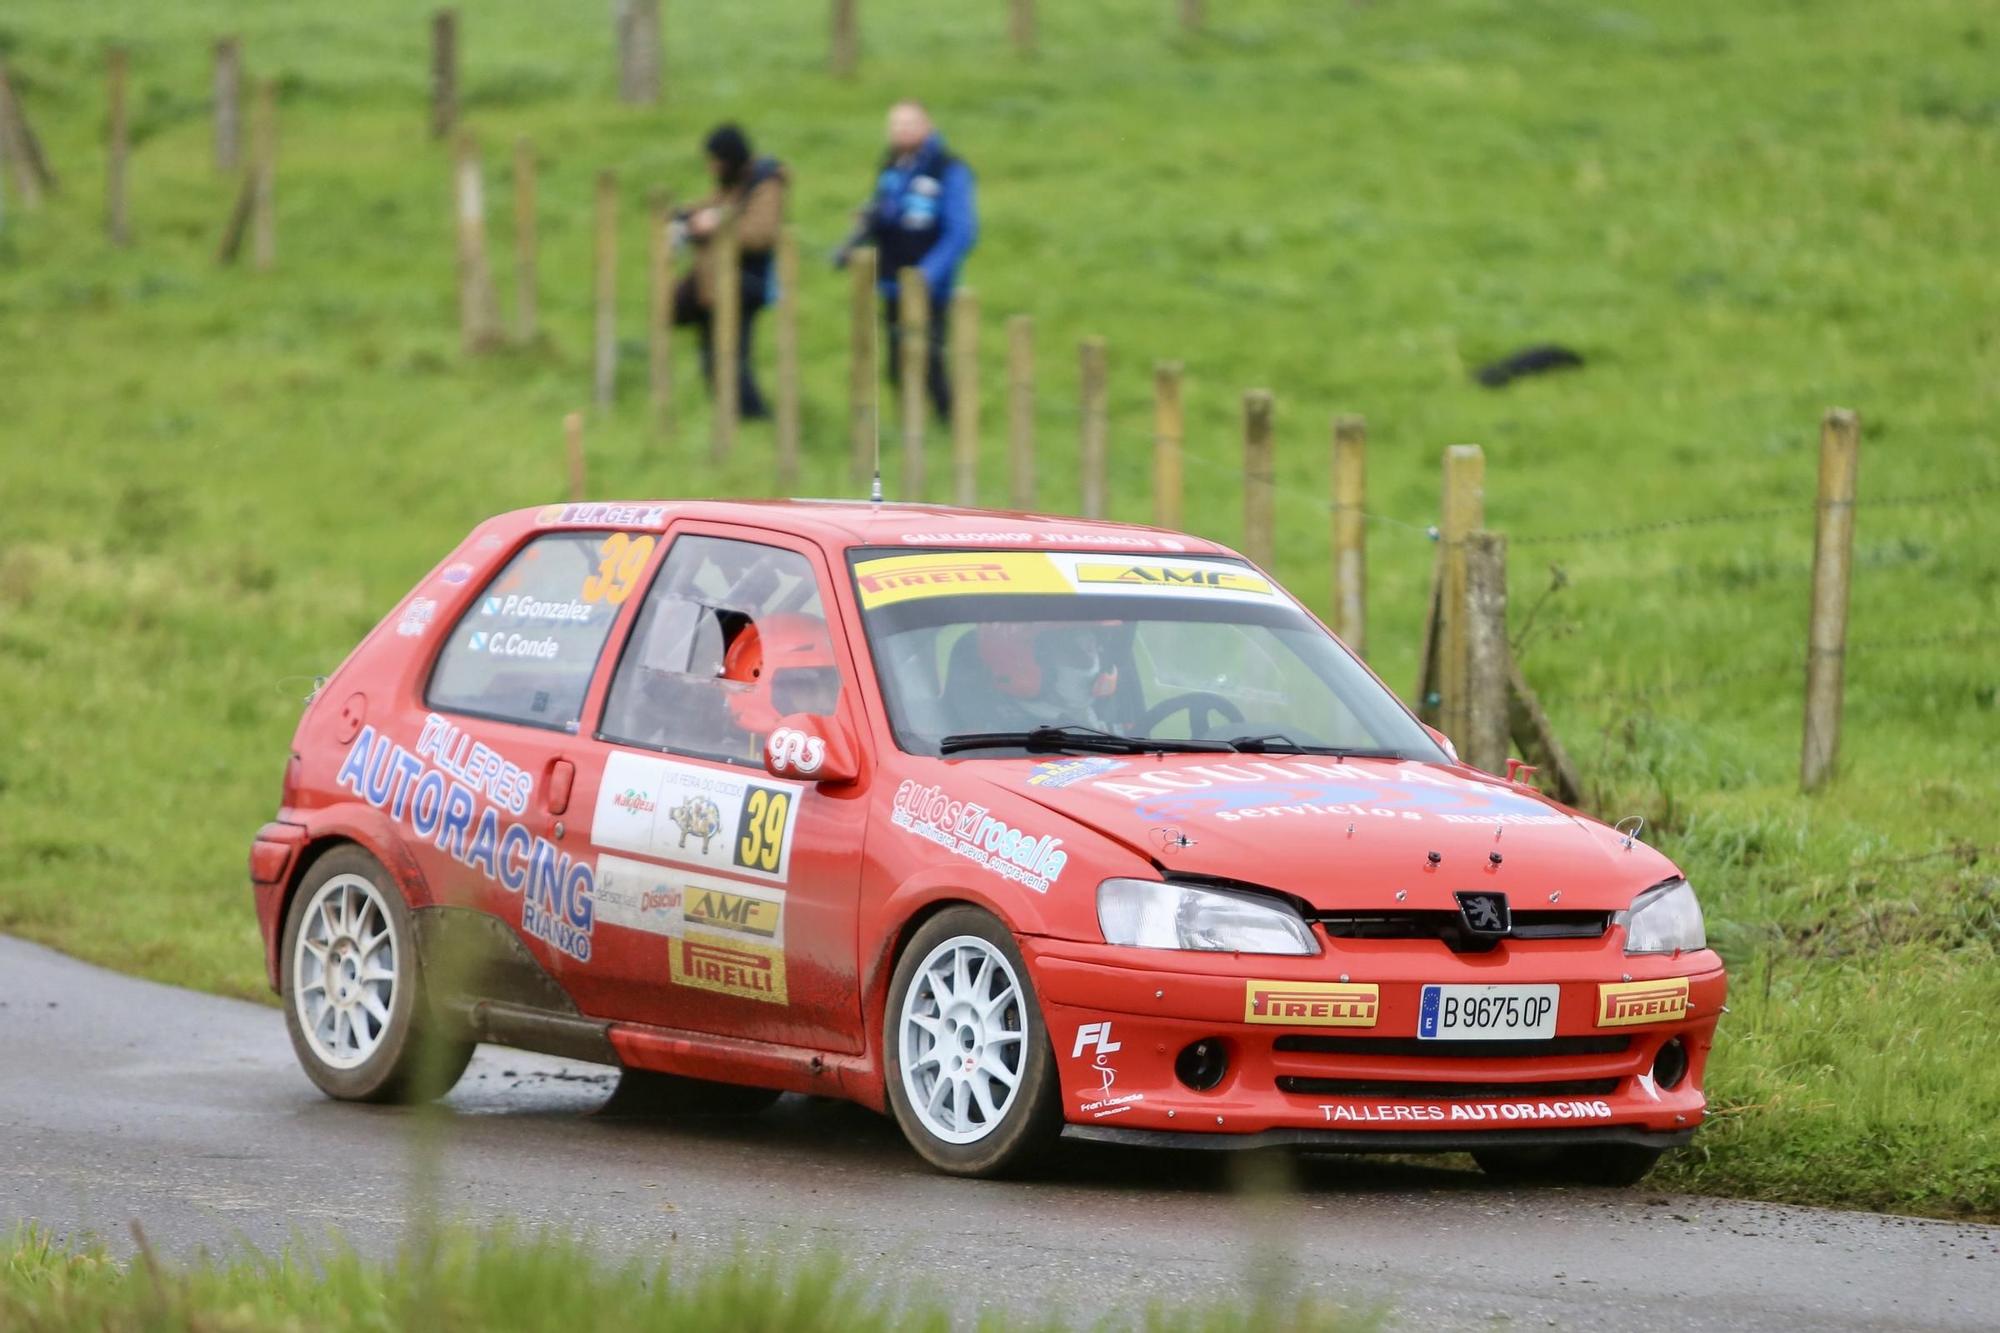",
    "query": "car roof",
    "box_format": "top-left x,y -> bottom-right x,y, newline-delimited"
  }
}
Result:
494,499 -> 1239,557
